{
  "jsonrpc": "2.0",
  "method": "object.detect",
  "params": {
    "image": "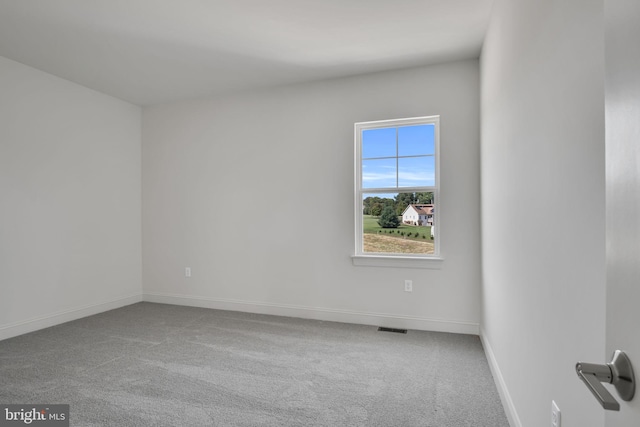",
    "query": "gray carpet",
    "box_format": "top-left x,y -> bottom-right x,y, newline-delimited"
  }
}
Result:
0,303 -> 508,426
